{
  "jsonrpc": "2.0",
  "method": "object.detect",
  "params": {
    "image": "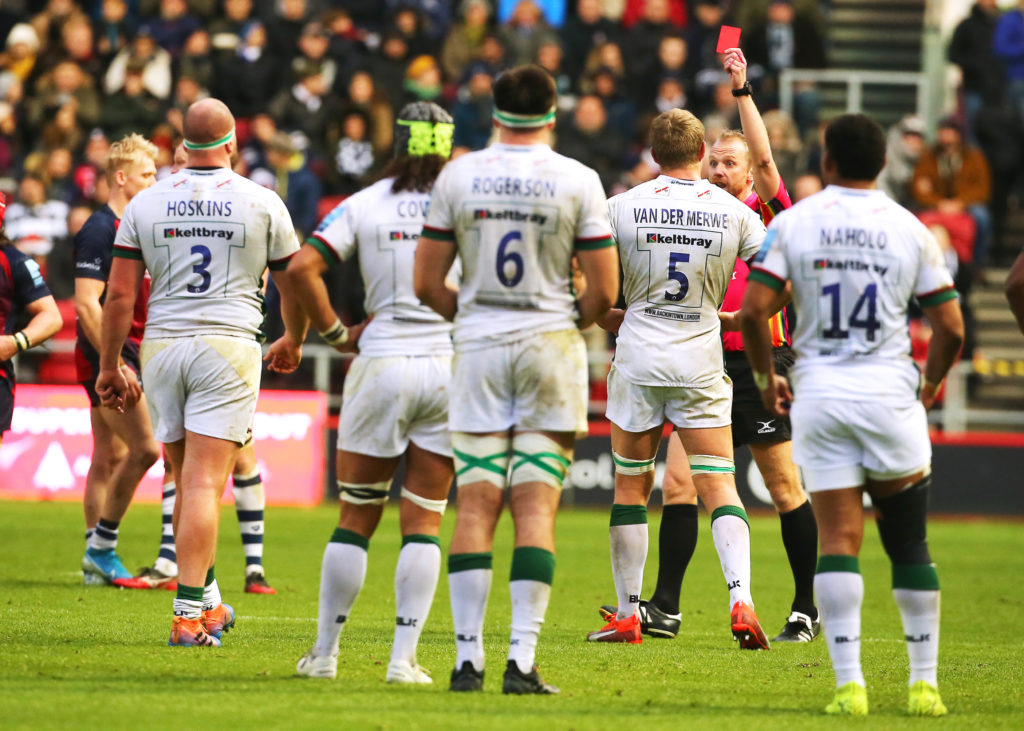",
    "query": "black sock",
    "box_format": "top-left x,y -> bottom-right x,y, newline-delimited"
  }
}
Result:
648,504 -> 698,615
779,500 -> 818,619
